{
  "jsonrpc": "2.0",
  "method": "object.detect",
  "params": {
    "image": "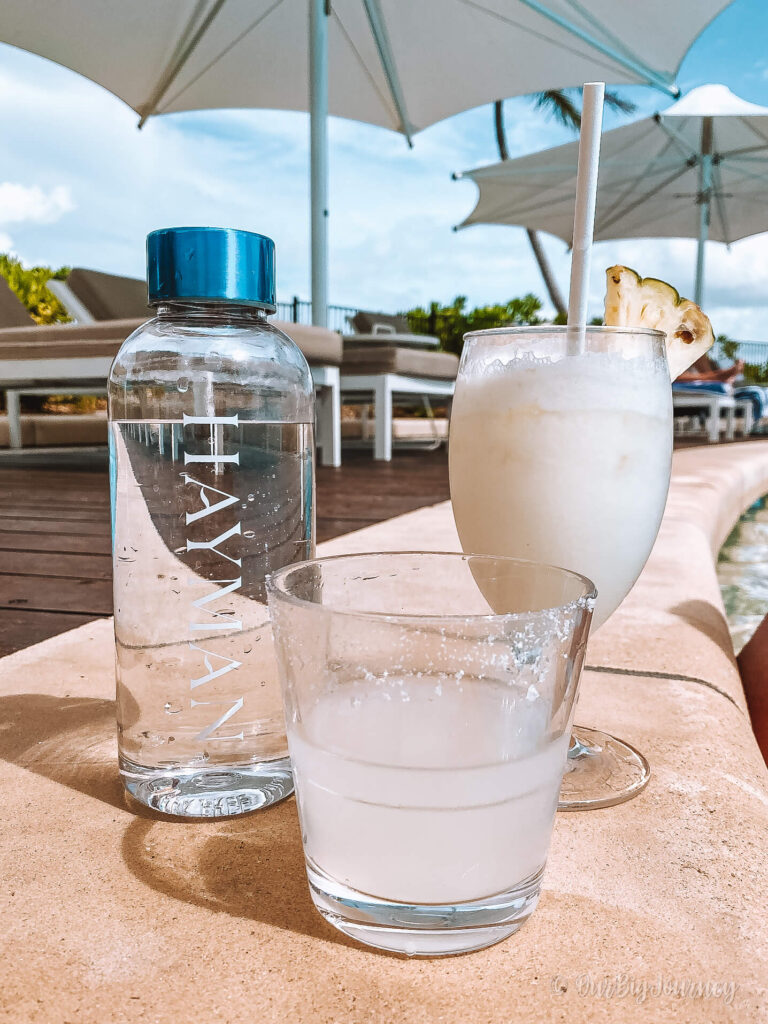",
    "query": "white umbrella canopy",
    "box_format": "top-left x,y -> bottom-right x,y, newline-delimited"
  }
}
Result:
456,84 -> 768,305
0,1 -> 734,130
0,1 -> 735,320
